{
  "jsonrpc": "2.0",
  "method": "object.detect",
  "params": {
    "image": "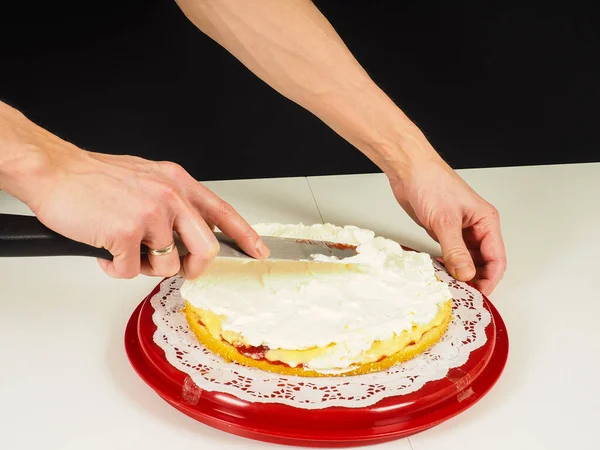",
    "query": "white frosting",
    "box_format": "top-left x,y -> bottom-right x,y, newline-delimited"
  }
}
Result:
180,223 -> 452,371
